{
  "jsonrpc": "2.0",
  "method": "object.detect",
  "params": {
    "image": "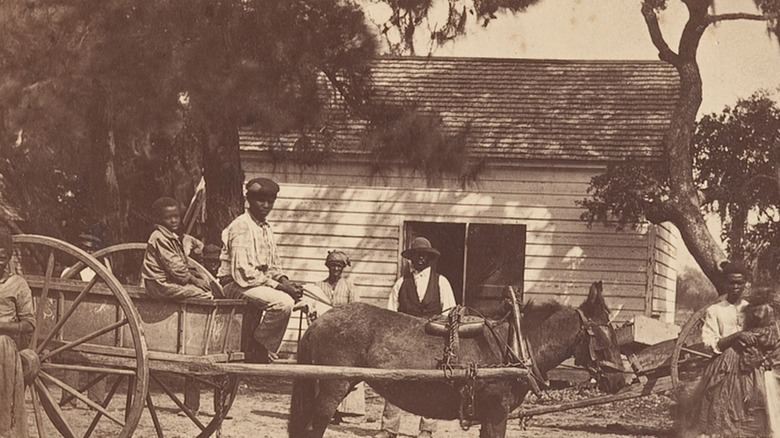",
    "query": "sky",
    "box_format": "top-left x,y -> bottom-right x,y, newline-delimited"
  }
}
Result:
363,0 -> 780,271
